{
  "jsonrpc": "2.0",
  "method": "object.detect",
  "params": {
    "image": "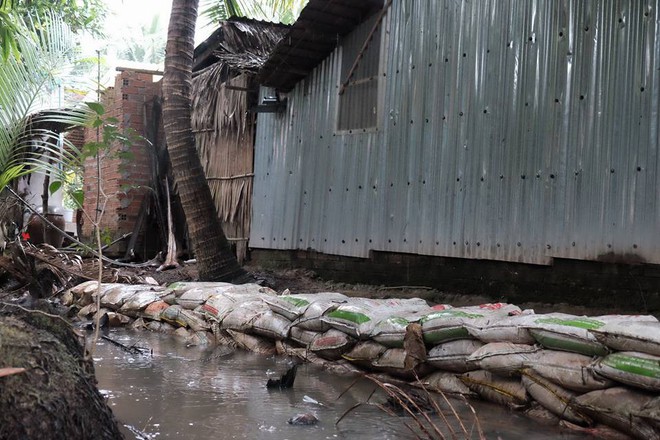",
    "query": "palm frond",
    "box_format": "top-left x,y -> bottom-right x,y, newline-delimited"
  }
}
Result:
0,11 -> 92,192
